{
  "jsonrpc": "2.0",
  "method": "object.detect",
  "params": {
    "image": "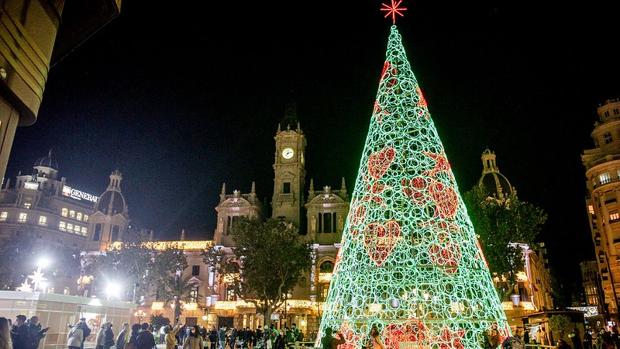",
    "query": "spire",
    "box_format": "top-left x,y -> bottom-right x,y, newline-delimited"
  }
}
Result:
251,181 -> 256,194
149,230 -> 155,241
221,182 -> 226,195
180,229 -> 186,241
481,149 -> 499,174
340,177 -> 346,191
107,170 -> 123,192
309,178 -> 315,197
